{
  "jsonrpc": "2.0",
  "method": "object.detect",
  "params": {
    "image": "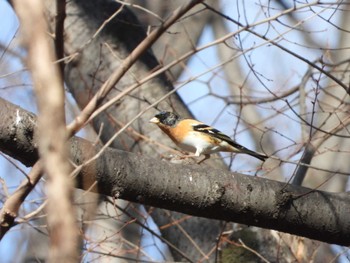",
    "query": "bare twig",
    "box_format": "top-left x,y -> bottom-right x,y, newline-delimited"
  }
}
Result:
106,198 -> 194,263
0,161 -> 42,240
66,0 -> 204,136
203,2 -> 350,94
292,115 -> 350,185
238,239 -> 270,263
